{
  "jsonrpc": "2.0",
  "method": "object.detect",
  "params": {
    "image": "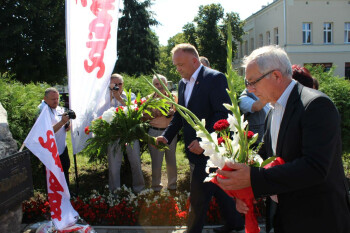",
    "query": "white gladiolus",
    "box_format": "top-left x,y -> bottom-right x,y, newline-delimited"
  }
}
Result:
241,116 -> 248,130
208,153 -> 226,169
231,133 -> 240,156
102,107 -> 115,123
227,114 -> 238,132
199,140 -> 218,157
196,130 -> 207,139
